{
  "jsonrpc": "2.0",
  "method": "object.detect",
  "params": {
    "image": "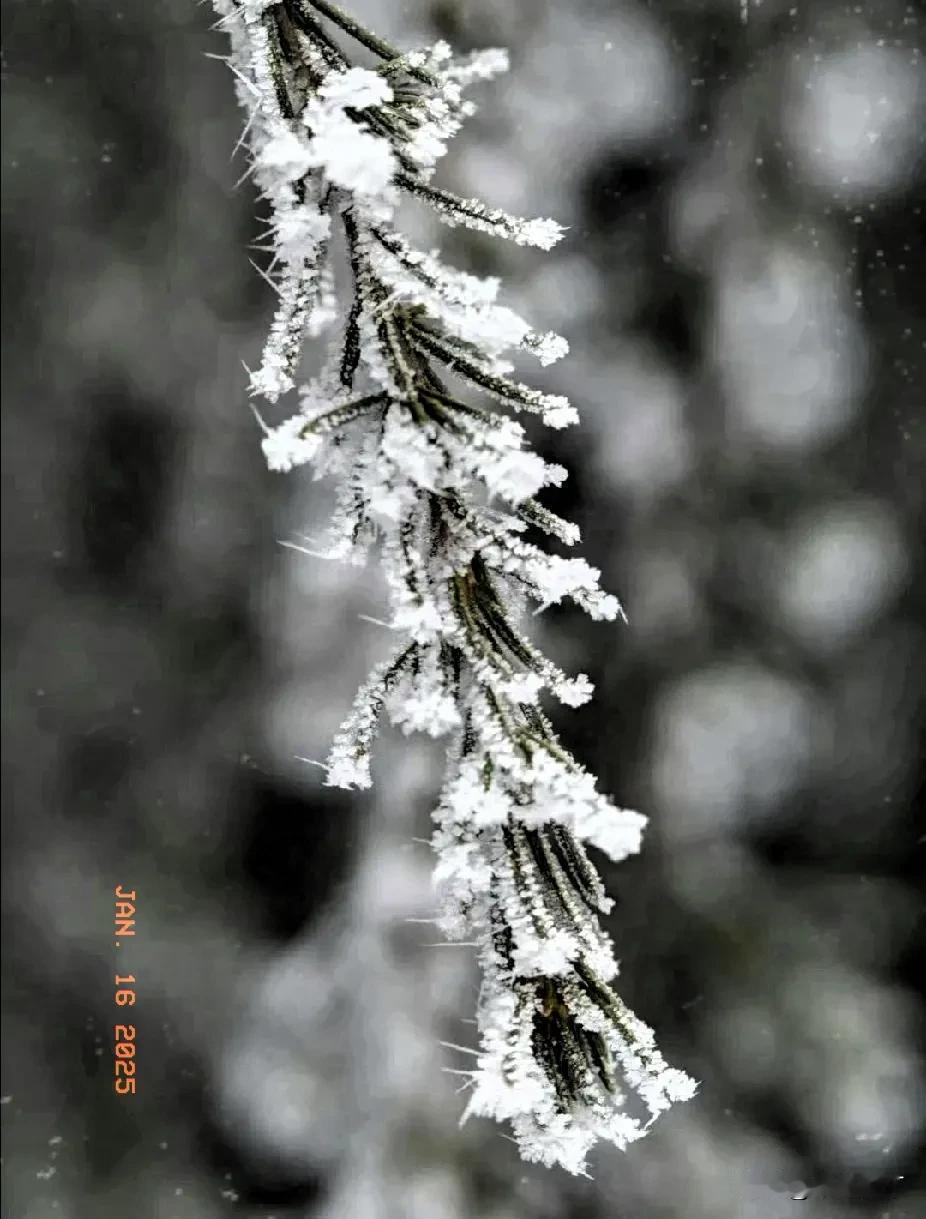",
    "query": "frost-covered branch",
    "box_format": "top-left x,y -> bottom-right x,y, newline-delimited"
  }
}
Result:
210,0 -> 695,1173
